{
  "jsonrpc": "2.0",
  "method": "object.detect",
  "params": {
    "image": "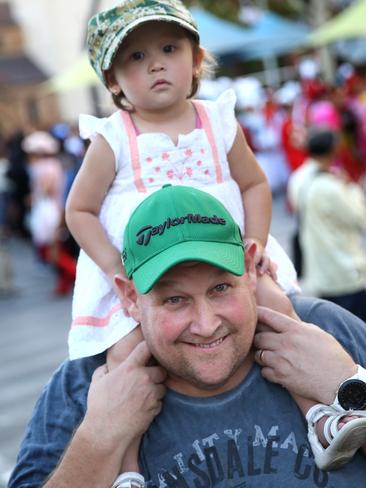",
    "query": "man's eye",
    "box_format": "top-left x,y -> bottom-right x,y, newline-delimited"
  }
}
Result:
131,51 -> 144,61
166,296 -> 182,305
163,44 -> 175,53
214,283 -> 229,293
